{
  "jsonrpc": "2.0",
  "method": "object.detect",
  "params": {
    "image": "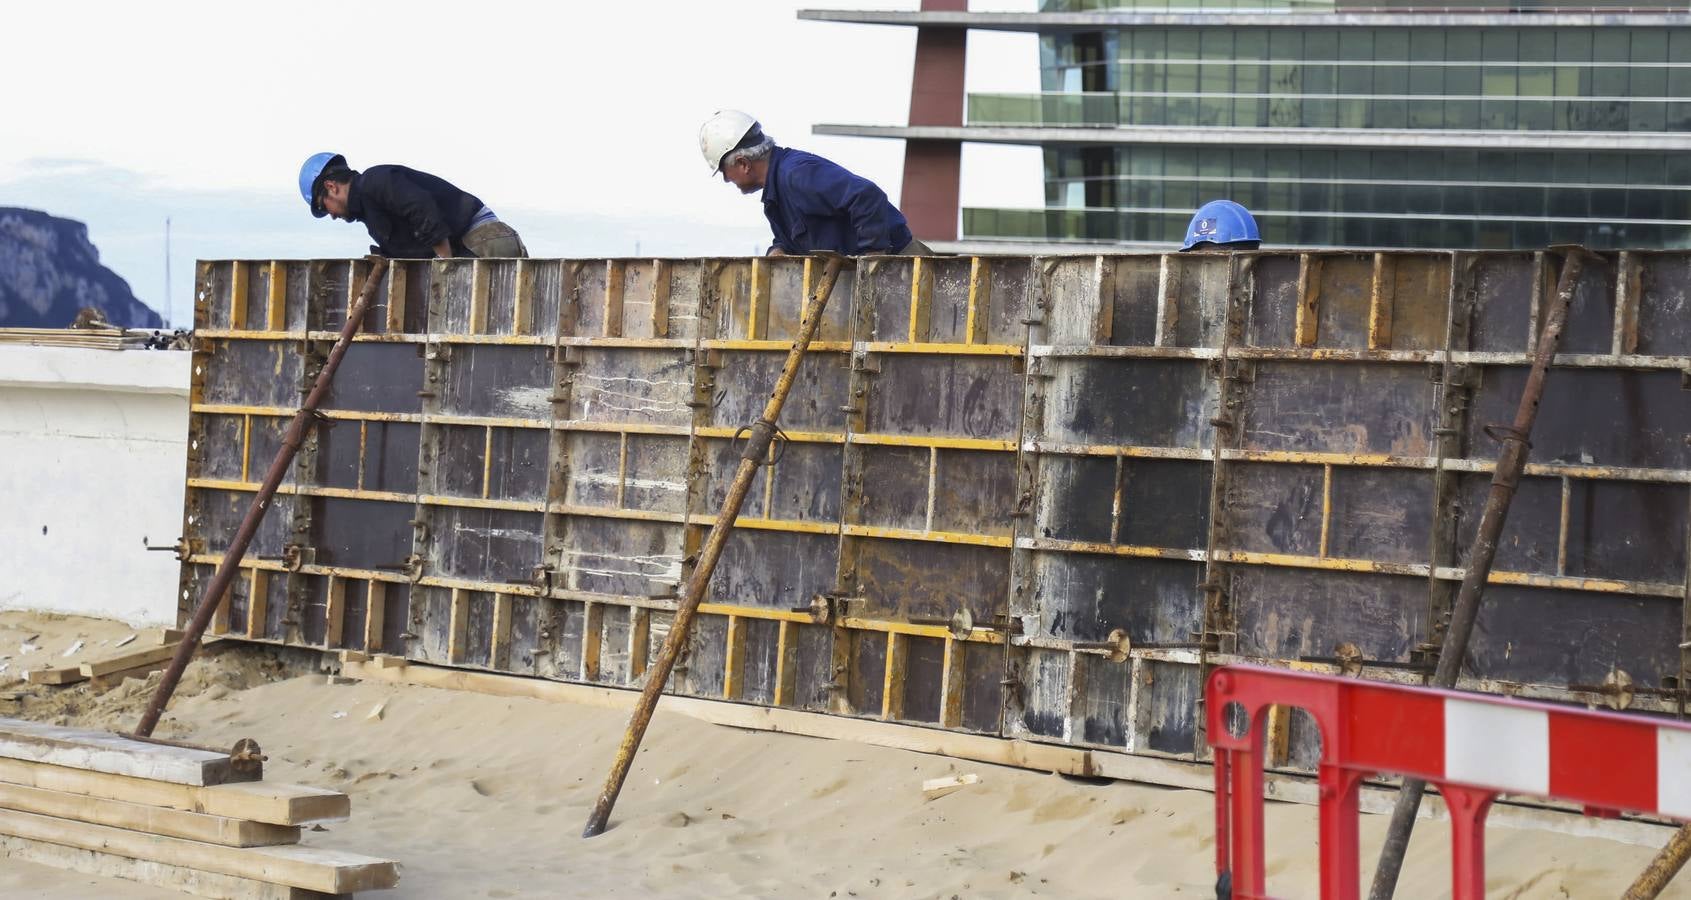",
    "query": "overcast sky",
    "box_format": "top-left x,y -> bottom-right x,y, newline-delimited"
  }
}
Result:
0,1 -> 1042,326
